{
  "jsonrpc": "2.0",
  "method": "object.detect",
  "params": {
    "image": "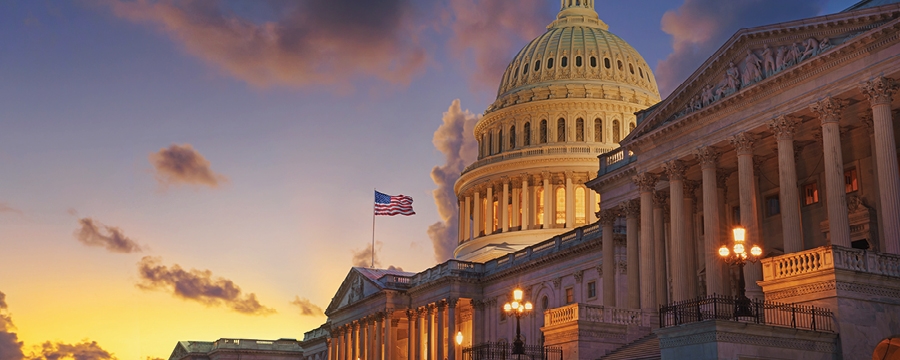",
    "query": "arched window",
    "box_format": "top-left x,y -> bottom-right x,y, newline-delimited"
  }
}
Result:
547,58 -> 554,69
498,129 -> 503,153
575,187 -> 586,225
576,118 -> 584,141
557,118 -> 566,142
535,60 -> 541,70
604,58 -> 611,69
561,56 -> 568,67
590,56 -> 597,68
629,63 -> 635,74
639,67 -> 644,78
555,187 -> 566,225
540,120 -> 548,143
523,63 -> 529,74
576,56 -> 583,67
594,118 -> 602,142
510,125 -> 516,149
612,120 -> 621,143
536,187 -> 544,225
617,60 -> 623,71
524,122 -> 531,146
541,296 -> 549,310
488,131 -> 493,155
629,122 -> 636,132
